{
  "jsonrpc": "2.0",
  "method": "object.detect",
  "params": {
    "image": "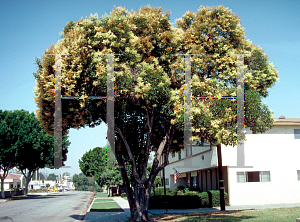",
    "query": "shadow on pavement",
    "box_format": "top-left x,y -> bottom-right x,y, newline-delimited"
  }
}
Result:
150,211 -> 256,222
0,216 -> 14,222
68,214 -> 83,220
